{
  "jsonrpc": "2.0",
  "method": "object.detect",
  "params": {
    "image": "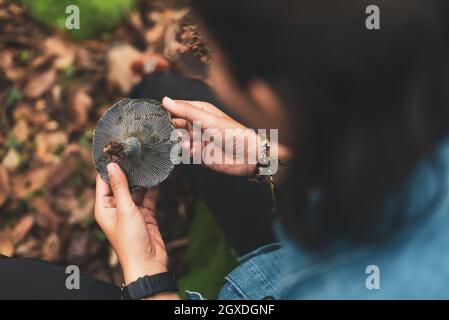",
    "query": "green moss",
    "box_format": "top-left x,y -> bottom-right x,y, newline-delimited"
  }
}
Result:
21,0 -> 135,40
178,201 -> 238,299
6,87 -> 21,107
